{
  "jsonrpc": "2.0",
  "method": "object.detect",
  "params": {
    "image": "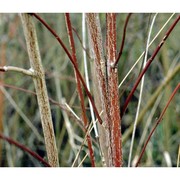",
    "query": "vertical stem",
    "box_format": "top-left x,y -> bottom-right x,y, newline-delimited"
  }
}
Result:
106,13 -> 122,167
86,13 -> 112,166
20,13 -> 59,167
65,13 -> 95,167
